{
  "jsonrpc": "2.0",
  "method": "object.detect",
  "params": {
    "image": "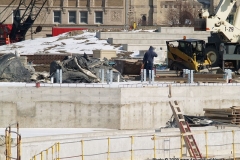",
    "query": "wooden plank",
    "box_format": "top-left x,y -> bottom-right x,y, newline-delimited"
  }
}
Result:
203,108 -> 233,111
203,108 -> 234,112
231,106 -> 240,109
186,74 -> 225,79
204,111 -> 240,115
194,79 -> 226,83
204,113 -> 236,118
209,118 -> 236,123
